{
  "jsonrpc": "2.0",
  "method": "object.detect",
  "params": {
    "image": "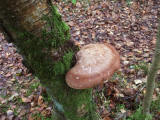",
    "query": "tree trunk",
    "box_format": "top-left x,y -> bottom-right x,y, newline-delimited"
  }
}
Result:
143,22 -> 160,115
0,0 -> 98,119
